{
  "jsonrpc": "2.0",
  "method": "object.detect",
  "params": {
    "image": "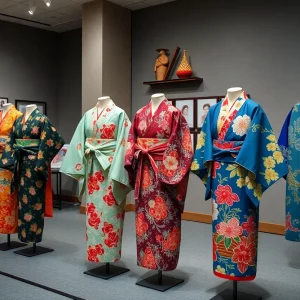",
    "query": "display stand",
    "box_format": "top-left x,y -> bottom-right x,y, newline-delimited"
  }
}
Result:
0,234 -> 26,251
136,270 -> 184,292
14,242 -> 54,257
210,281 -> 262,300
84,263 -> 130,280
